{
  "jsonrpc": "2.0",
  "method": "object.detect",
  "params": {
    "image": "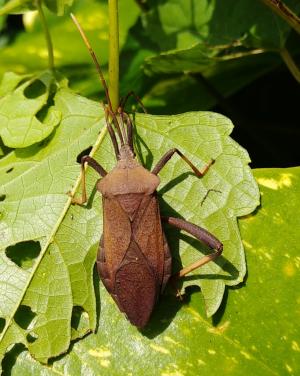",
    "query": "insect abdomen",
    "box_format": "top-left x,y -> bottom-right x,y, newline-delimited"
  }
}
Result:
98,195 -> 166,327
115,240 -> 157,328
